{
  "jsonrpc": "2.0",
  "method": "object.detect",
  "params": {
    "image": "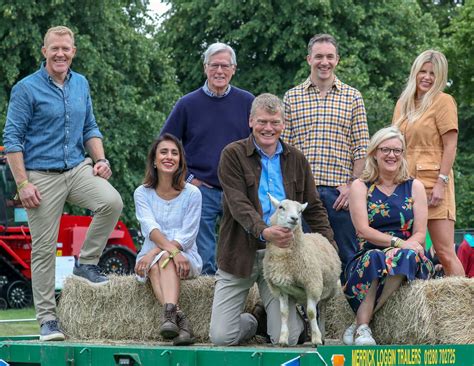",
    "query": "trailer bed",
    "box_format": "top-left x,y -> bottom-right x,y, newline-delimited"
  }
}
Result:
1,337 -> 472,366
